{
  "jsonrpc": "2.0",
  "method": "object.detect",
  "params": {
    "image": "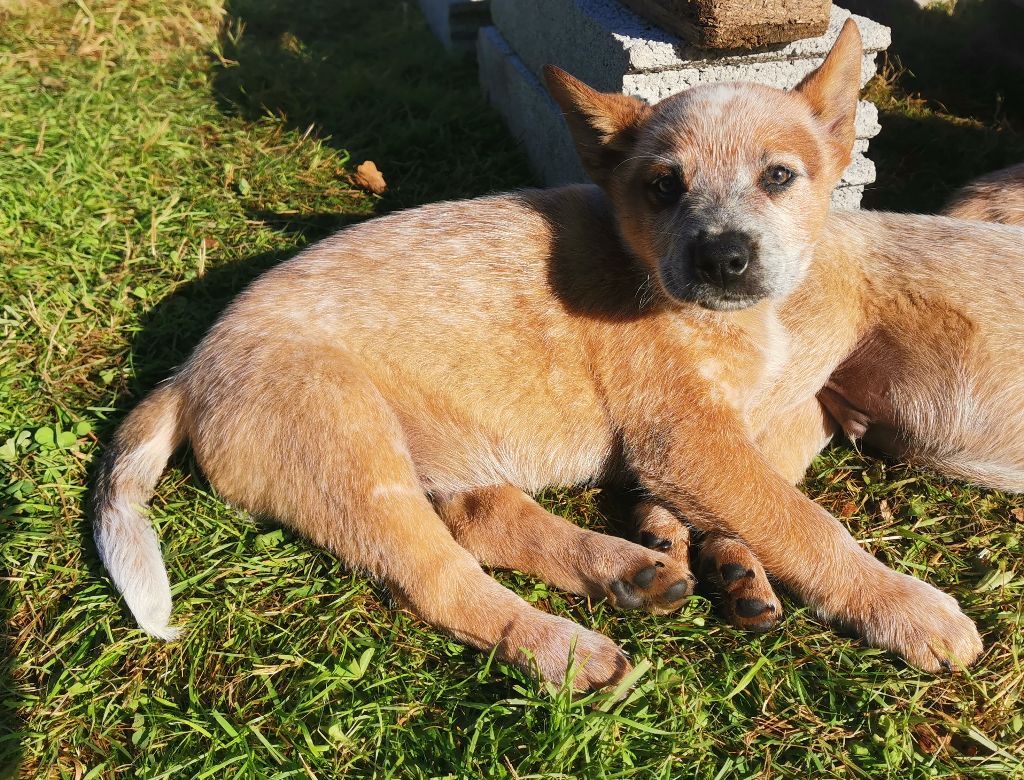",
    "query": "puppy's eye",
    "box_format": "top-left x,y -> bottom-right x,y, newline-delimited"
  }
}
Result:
762,165 -> 795,192
649,172 -> 684,206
